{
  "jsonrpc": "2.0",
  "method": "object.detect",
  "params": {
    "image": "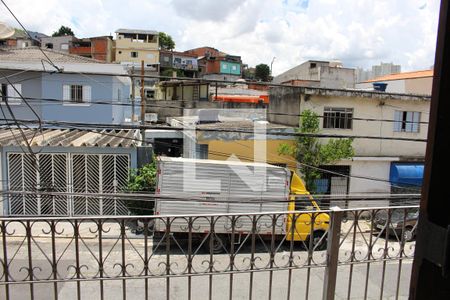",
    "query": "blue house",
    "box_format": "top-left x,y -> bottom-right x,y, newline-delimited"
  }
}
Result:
0,47 -> 137,125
